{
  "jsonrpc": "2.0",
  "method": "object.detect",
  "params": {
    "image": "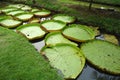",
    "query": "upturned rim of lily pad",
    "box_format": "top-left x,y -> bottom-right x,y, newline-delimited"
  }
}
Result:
62,24 -> 96,42
15,13 -> 34,21
41,20 -> 66,32
16,23 -> 46,40
33,9 -> 51,17
45,31 -> 78,46
41,43 -> 85,79
80,40 -> 120,75
0,19 -> 22,28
